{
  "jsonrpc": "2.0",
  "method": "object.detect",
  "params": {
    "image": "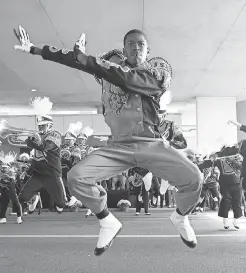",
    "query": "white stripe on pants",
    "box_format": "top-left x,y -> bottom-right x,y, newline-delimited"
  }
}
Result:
68,140 -> 202,214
